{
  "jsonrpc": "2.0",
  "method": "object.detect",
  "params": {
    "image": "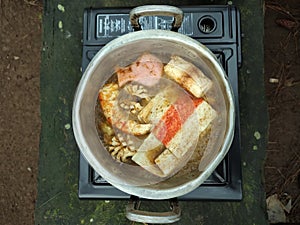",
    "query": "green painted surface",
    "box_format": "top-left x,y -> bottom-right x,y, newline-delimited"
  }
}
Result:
36,0 -> 268,224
